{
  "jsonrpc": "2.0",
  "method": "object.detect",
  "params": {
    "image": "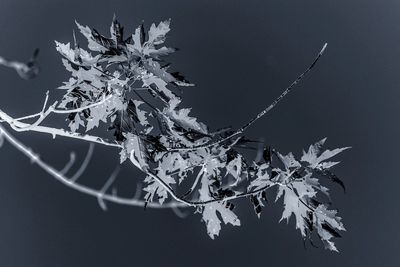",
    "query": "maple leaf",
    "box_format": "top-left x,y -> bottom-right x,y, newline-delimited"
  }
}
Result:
225,154 -> 244,180
201,201 -> 241,239
55,41 -> 100,67
301,138 -> 350,170
110,16 -> 124,45
75,21 -> 114,53
109,100 -> 138,141
313,204 -> 345,252
276,180 -> 316,237
198,174 -> 240,239
120,133 -> 149,171
277,152 -> 301,170
143,172 -> 175,205
68,113 -> 85,132
247,163 -> 272,217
